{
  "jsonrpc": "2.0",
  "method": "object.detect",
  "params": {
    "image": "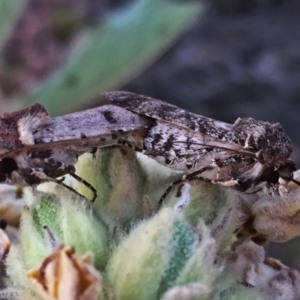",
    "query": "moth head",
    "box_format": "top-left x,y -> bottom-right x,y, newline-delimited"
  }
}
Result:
0,157 -> 18,182
277,159 -> 297,182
